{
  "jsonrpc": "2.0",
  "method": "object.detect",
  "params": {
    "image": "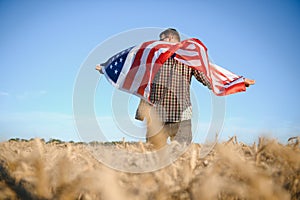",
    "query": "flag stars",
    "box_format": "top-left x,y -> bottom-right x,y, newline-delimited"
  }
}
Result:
104,47 -> 133,84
